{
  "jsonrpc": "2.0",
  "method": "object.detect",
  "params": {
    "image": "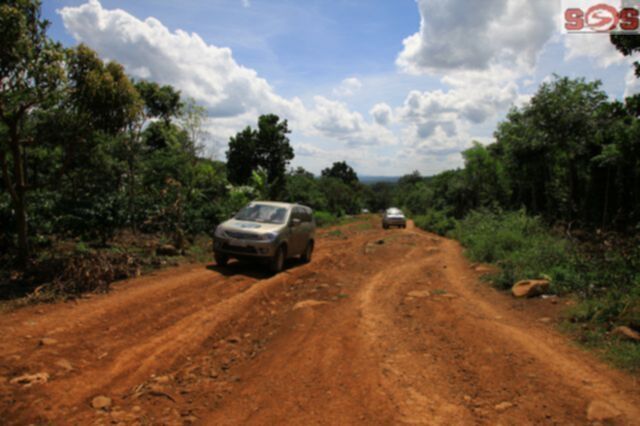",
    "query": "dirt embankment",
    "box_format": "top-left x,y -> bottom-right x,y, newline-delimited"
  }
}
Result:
1,217 -> 639,425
